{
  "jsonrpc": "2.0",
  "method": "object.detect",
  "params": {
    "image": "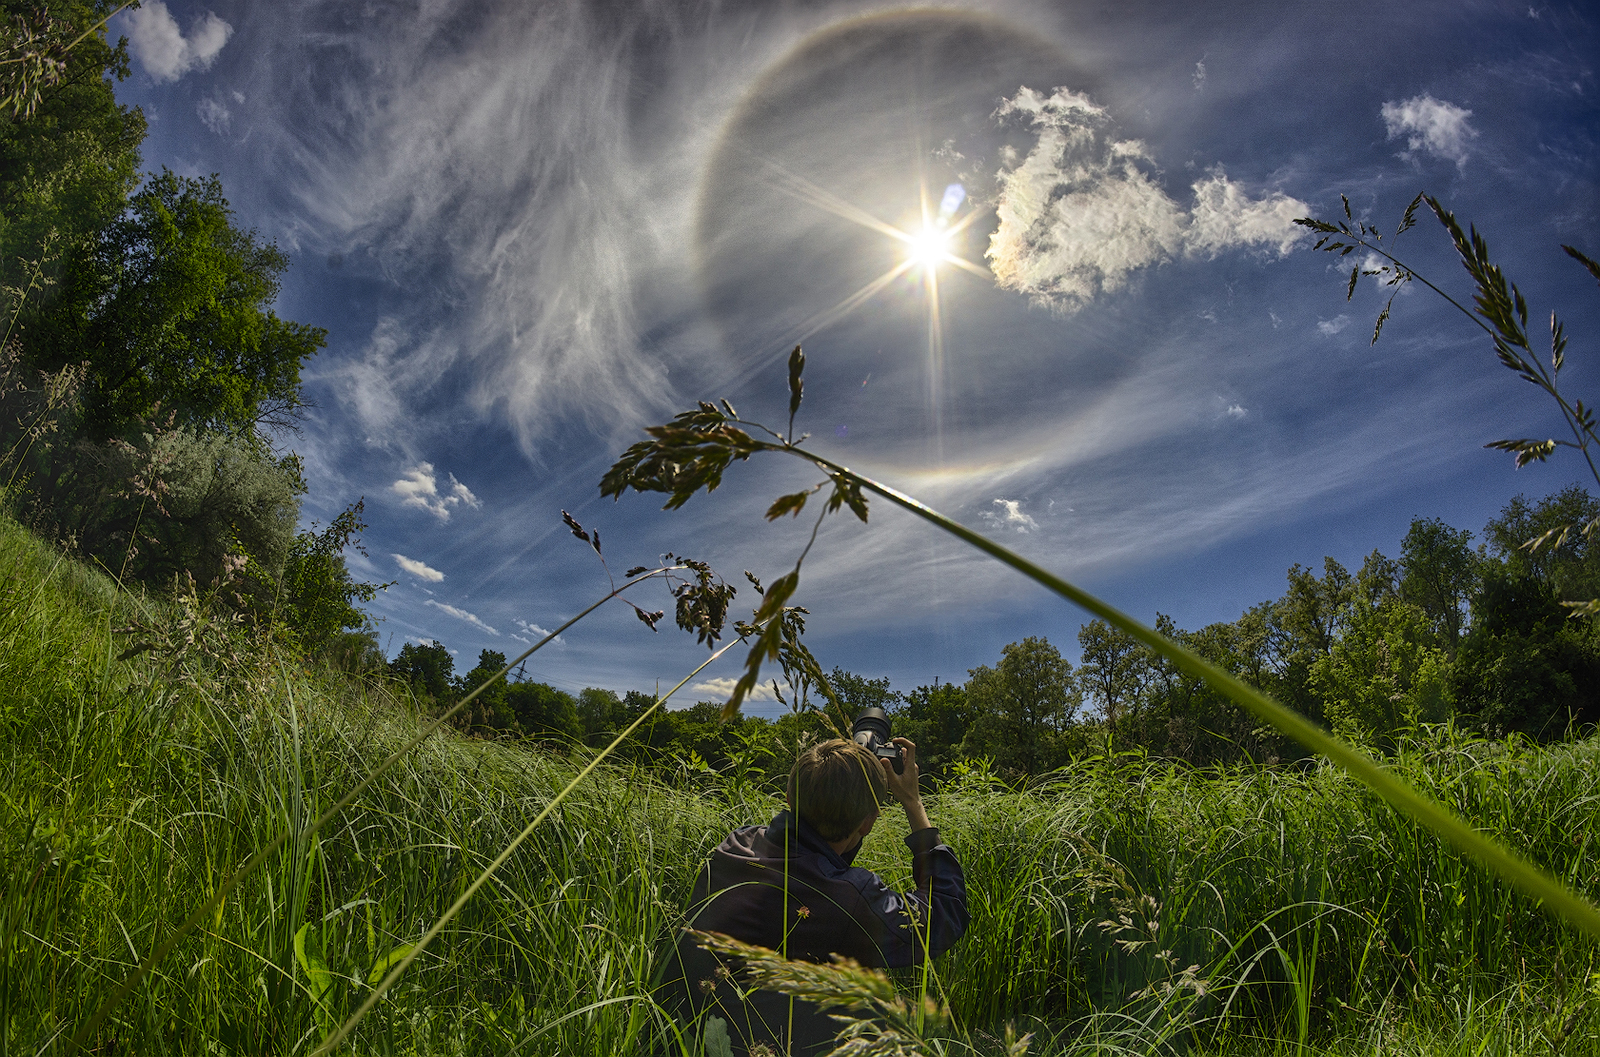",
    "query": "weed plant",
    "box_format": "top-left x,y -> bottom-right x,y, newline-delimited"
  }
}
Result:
4,511 -> 1599,1054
